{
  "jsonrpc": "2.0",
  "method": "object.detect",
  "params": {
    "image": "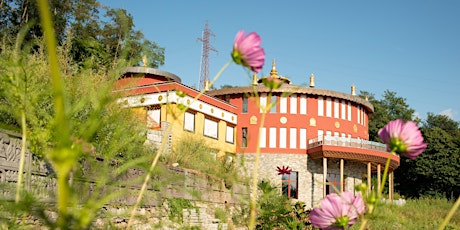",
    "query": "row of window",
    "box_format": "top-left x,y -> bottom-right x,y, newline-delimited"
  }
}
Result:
184,111 -> 235,144
147,108 -> 235,144
247,127 -> 353,149
281,172 -> 344,199
243,94 -> 366,126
